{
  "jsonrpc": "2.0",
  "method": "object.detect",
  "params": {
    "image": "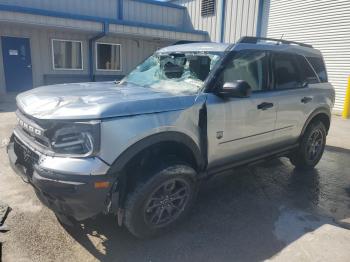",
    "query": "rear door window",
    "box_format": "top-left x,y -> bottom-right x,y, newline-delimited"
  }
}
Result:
272,52 -> 302,90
